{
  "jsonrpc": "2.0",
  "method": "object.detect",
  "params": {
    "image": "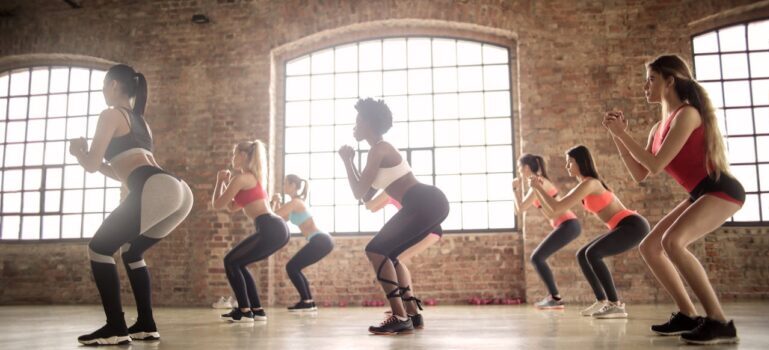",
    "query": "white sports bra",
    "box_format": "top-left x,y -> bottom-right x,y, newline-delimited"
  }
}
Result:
371,158 -> 412,190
